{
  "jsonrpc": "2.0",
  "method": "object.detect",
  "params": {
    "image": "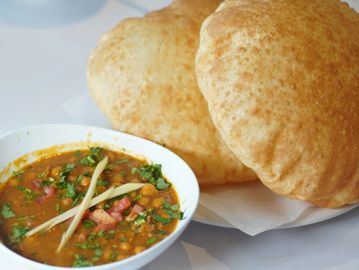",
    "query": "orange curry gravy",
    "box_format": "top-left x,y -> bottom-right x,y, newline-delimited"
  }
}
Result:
0,148 -> 182,267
